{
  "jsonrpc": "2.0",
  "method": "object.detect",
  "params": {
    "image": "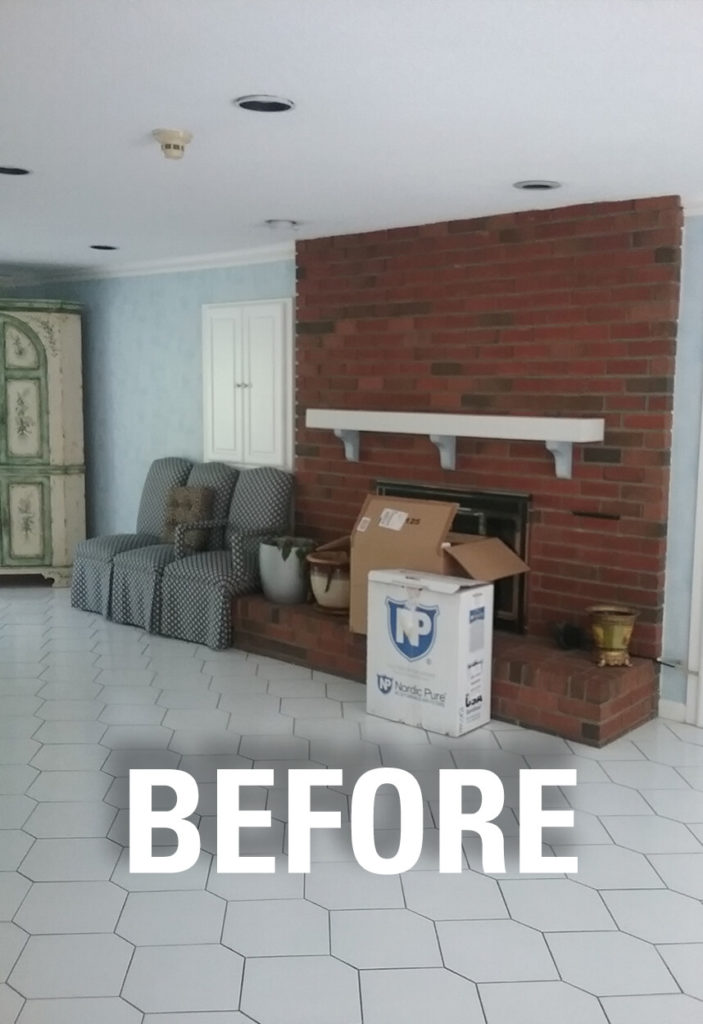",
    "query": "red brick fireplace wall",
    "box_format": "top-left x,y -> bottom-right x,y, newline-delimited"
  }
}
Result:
294,196 -> 682,659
